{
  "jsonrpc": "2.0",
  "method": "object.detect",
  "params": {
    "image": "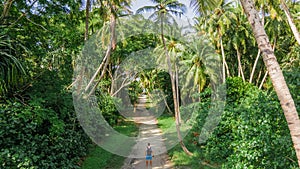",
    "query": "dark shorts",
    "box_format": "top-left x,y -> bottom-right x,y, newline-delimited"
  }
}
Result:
146,155 -> 152,160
